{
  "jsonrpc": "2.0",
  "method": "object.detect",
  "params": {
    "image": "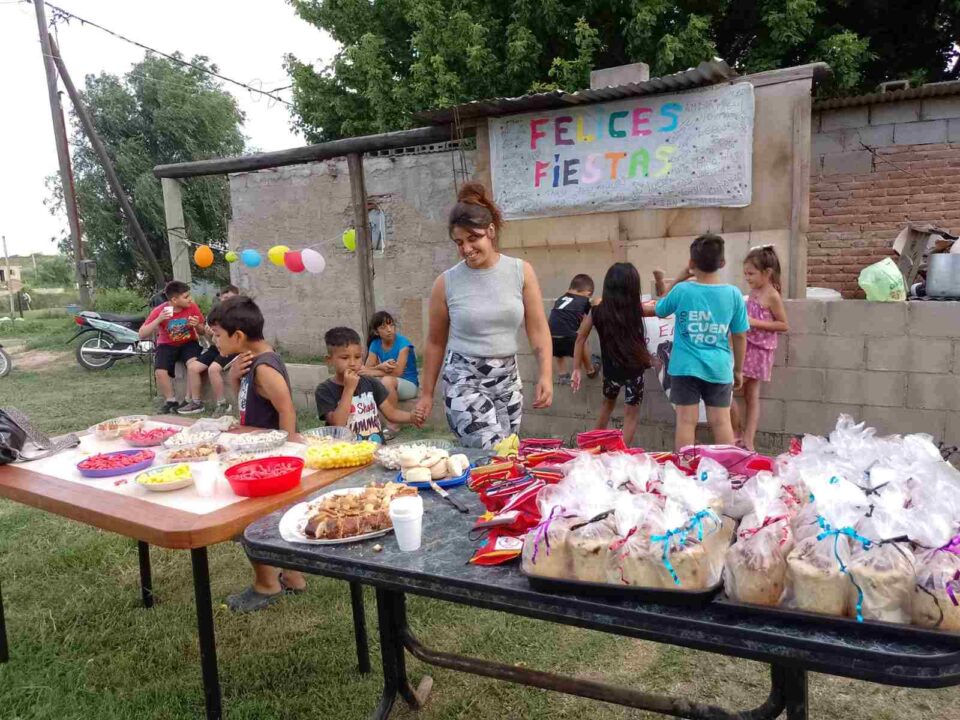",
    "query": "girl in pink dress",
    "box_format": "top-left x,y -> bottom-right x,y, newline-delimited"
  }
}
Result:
733,246 -> 789,450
